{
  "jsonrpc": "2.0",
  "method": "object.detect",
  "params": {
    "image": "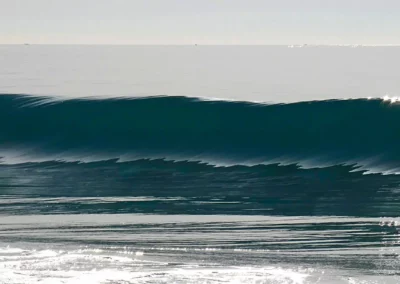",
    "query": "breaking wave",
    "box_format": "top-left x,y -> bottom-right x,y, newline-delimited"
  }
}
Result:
1,94 -> 400,174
